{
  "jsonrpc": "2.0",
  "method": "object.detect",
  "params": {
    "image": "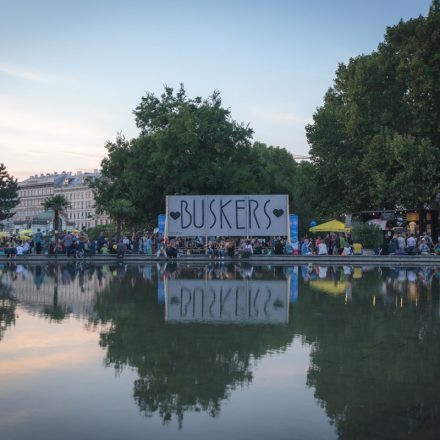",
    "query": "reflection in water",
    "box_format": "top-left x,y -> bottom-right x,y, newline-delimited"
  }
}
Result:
297,271 -> 440,440
91,265 -> 294,427
0,263 -> 440,437
166,279 -> 288,324
0,276 -> 16,341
